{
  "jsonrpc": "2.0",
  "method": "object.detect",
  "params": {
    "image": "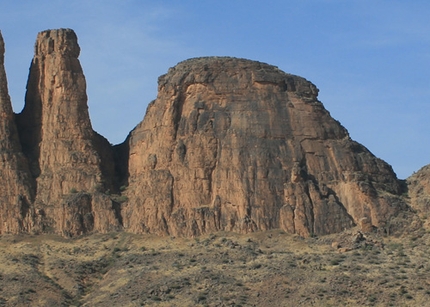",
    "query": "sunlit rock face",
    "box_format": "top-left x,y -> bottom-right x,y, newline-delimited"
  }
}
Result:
407,165 -> 430,229
13,29 -> 120,235
123,57 -> 406,237
0,29 -> 409,237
